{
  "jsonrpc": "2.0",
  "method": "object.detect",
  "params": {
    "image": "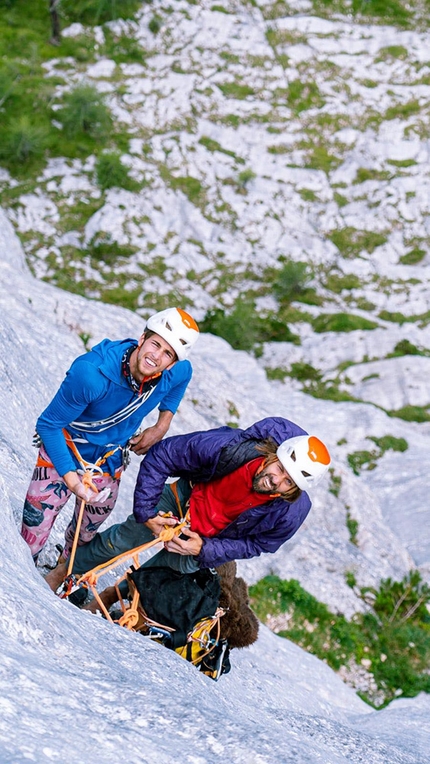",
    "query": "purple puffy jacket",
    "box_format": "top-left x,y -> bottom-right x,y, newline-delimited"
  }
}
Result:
133,417 -> 312,569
